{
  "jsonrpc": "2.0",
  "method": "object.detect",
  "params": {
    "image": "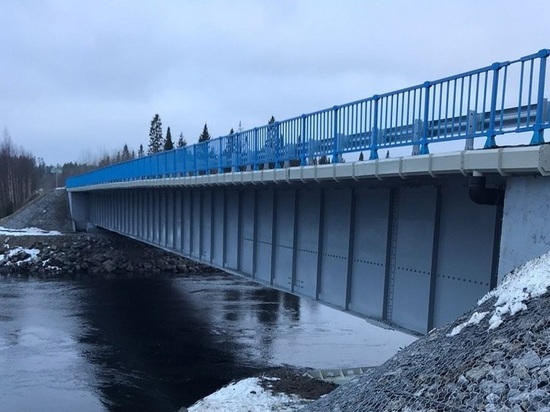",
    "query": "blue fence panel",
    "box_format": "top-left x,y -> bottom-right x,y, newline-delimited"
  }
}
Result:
66,49 -> 550,189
